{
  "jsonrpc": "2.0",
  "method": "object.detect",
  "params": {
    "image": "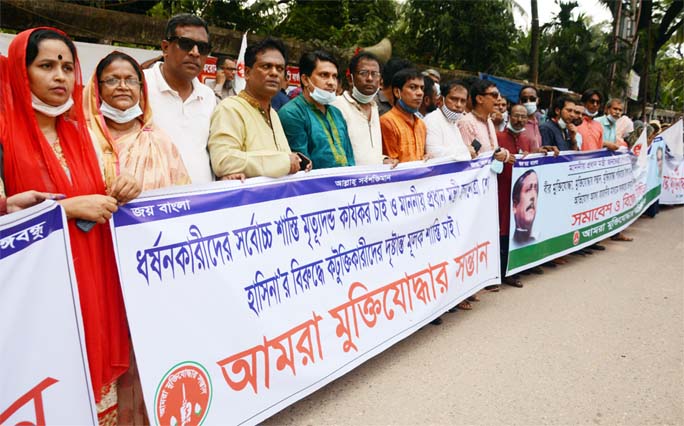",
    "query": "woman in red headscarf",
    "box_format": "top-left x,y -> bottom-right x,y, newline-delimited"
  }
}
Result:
2,28 -> 140,425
